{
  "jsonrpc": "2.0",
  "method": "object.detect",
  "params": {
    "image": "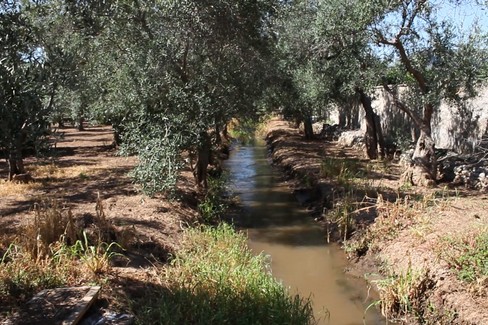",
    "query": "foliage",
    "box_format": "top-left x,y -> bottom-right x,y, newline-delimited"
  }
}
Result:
440,230 -> 488,284
198,174 -> 229,223
119,114 -> 187,195
0,1 -> 54,175
132,223 -> 316,325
